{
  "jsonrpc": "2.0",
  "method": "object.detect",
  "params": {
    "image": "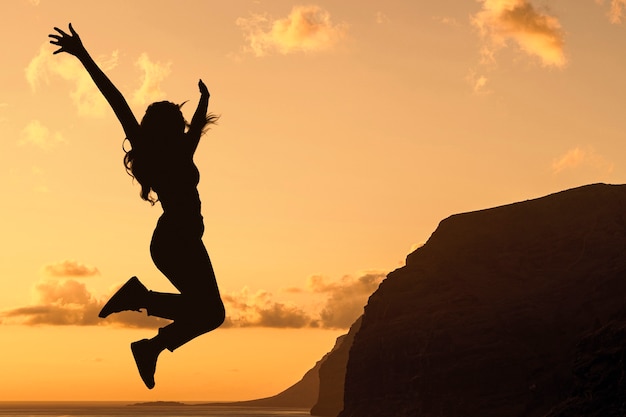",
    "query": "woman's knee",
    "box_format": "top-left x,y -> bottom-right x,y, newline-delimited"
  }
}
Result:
187,299 -> 225,333
202,302 -> 226,331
